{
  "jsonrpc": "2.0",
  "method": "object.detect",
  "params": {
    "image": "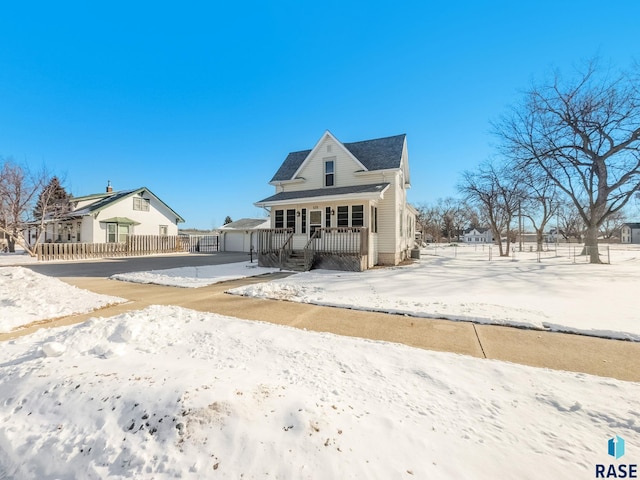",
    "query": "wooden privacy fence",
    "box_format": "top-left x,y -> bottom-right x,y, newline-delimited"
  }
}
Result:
37,235 -> 190,261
